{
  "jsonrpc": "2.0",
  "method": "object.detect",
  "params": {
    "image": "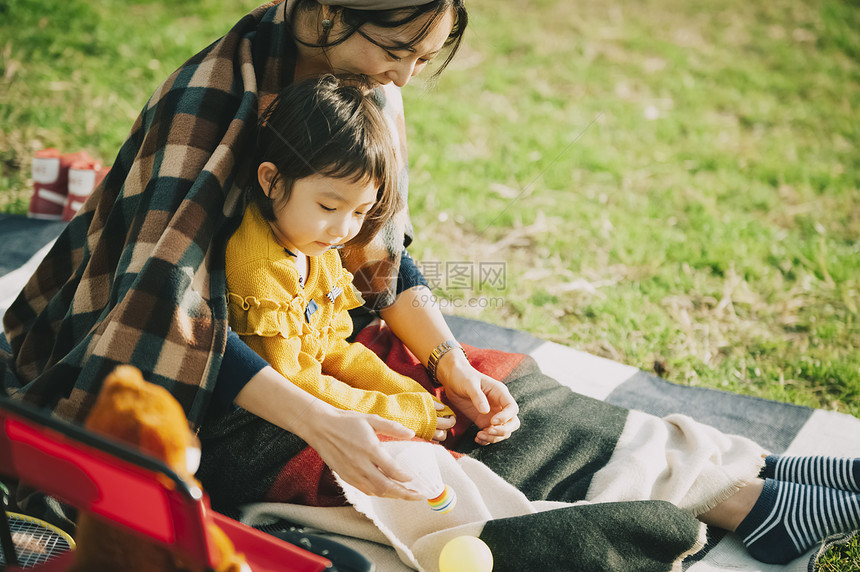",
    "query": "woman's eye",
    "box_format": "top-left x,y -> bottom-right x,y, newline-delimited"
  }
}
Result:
385,50 -> 403,62
320,204 -> 336,212
354,211 -> 367,217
